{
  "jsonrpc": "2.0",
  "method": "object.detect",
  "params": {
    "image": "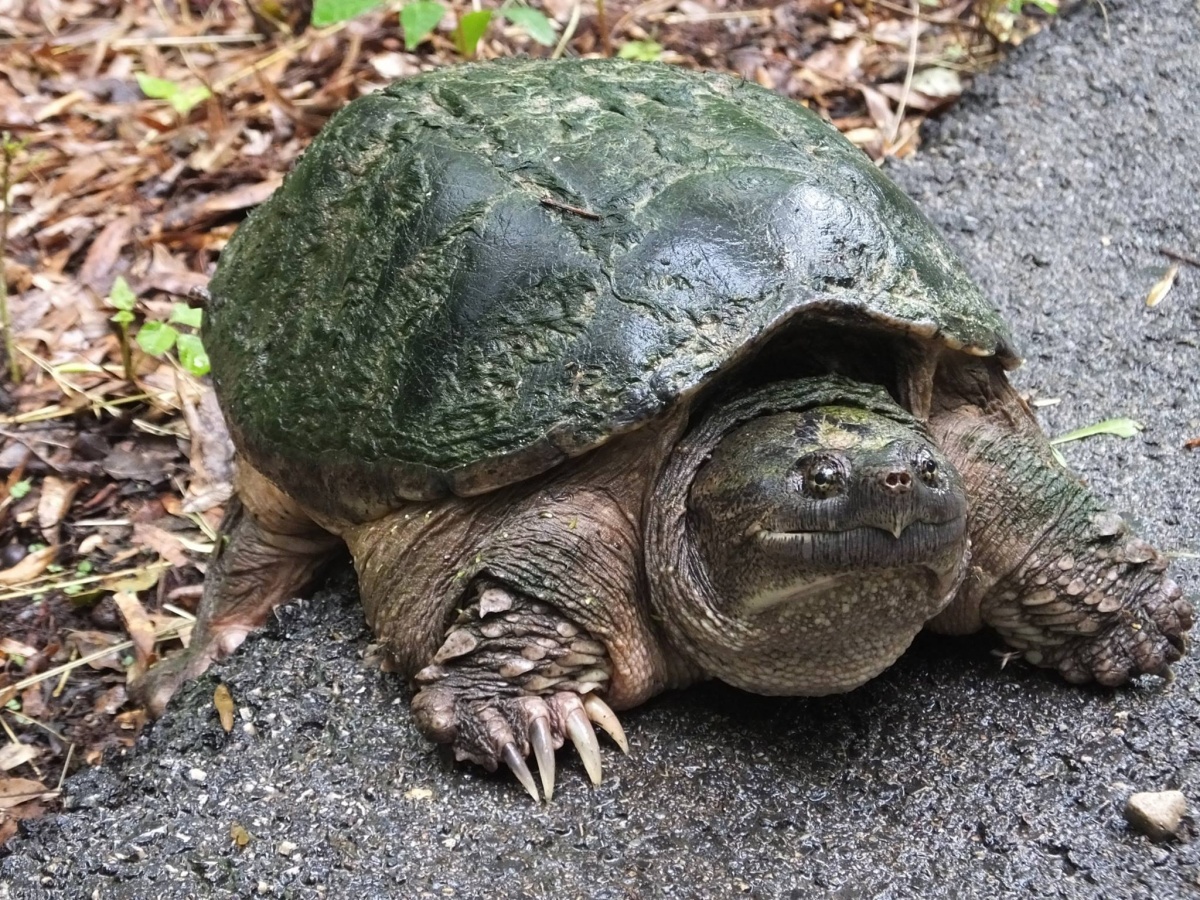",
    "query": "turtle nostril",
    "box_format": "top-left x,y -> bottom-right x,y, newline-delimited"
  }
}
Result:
881,470 -> 913,493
